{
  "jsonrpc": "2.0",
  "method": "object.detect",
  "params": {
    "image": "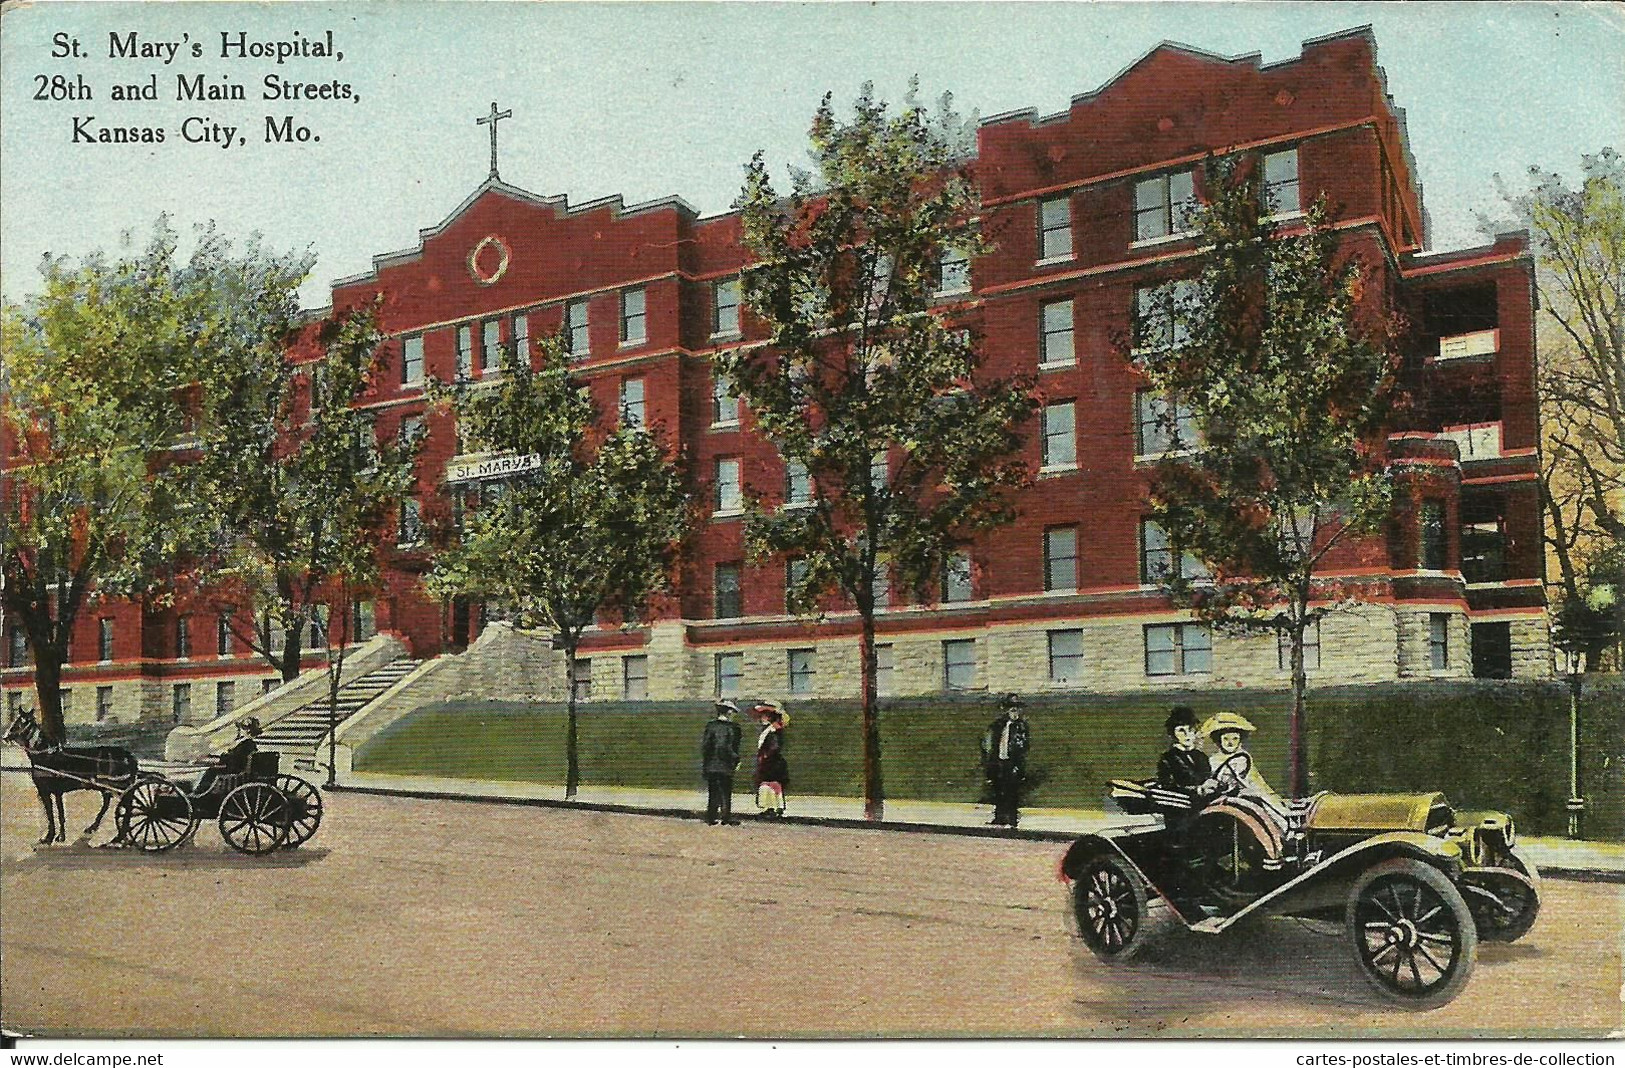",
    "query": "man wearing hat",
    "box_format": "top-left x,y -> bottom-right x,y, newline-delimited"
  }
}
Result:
195,716 -> 262,795
1157,705 -> 1219,803
981,693 -> 1030,827
700,700 -> 743,825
